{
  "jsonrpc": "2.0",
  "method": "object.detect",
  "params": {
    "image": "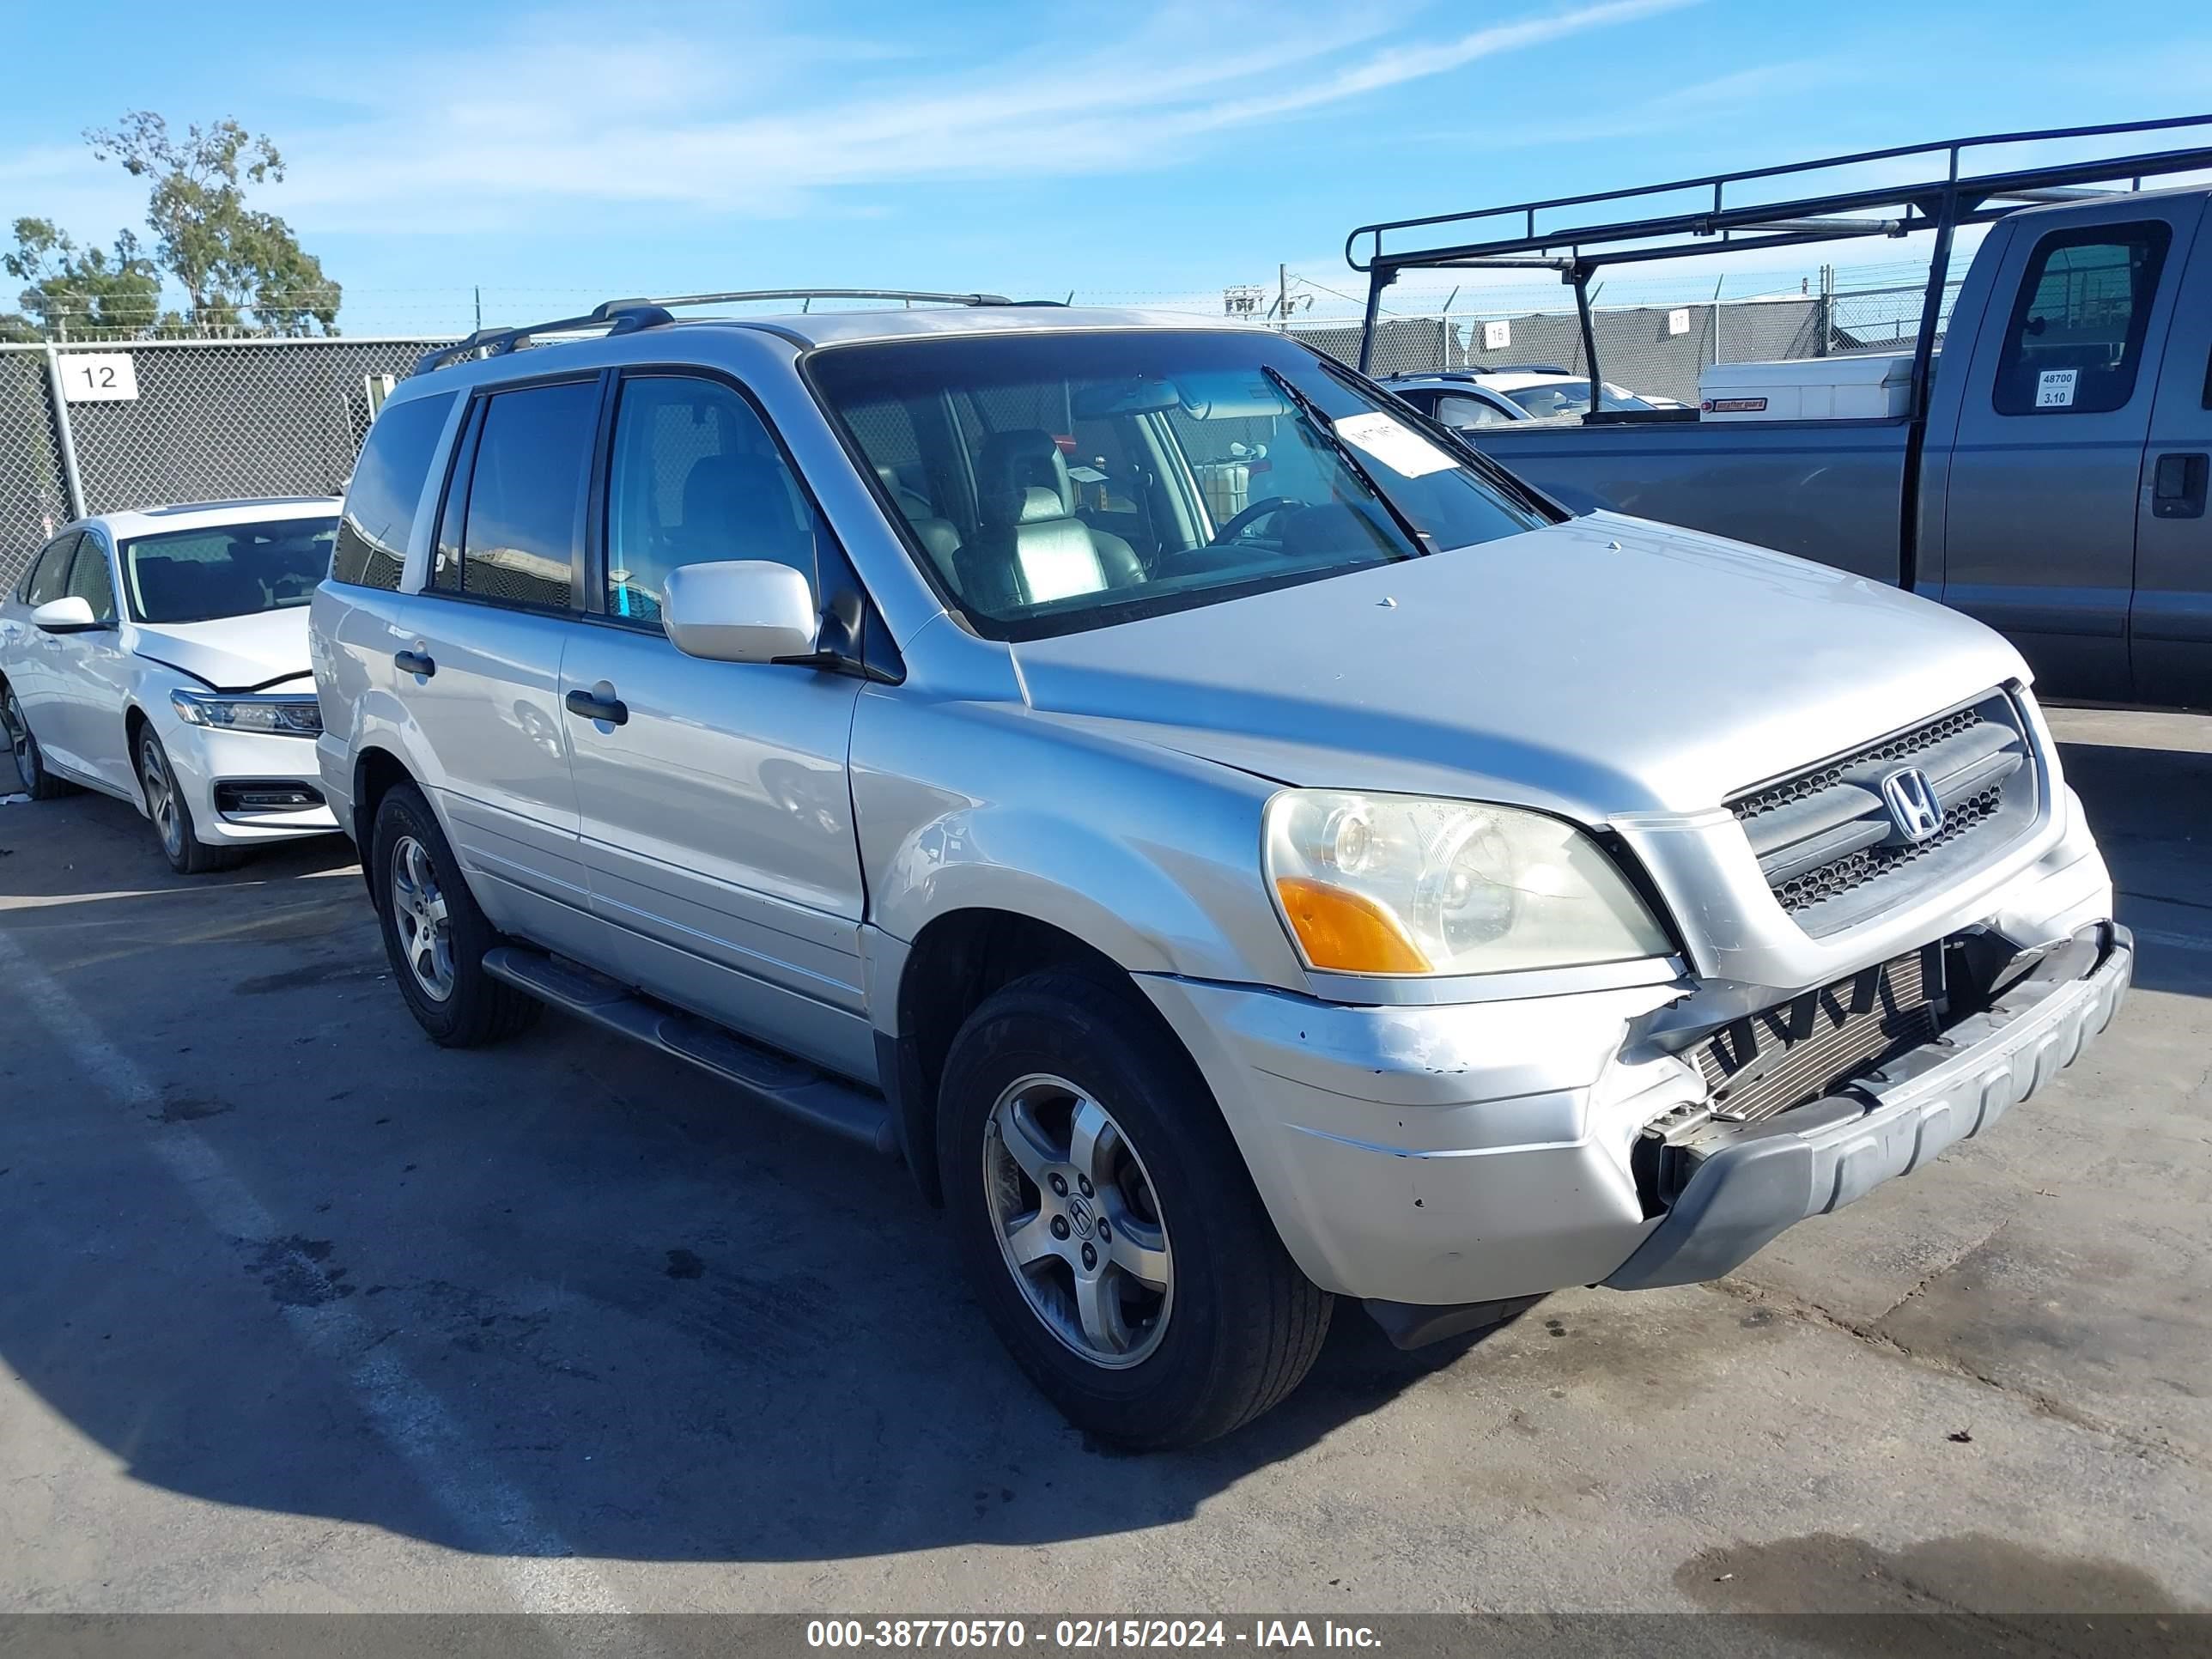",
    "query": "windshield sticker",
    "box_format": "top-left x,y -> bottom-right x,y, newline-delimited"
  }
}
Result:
2036,368 -> 2078,409
1331,411 -> 1459,477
